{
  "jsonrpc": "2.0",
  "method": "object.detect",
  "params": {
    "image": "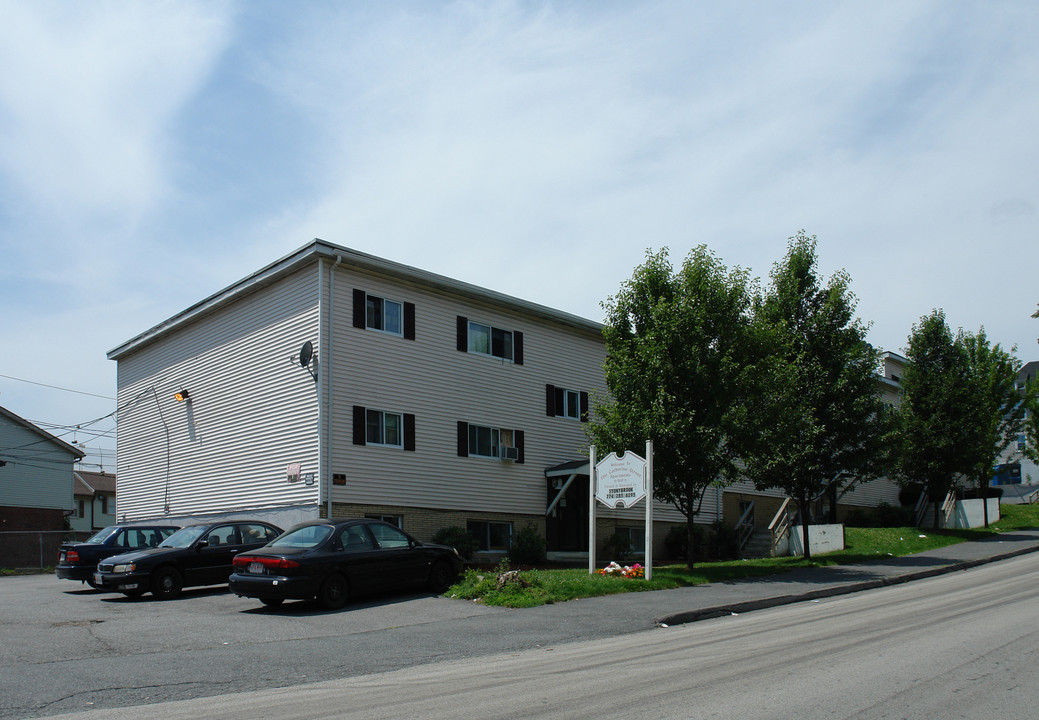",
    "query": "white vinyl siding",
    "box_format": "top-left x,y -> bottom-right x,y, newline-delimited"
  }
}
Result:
113,268 -> 321,521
